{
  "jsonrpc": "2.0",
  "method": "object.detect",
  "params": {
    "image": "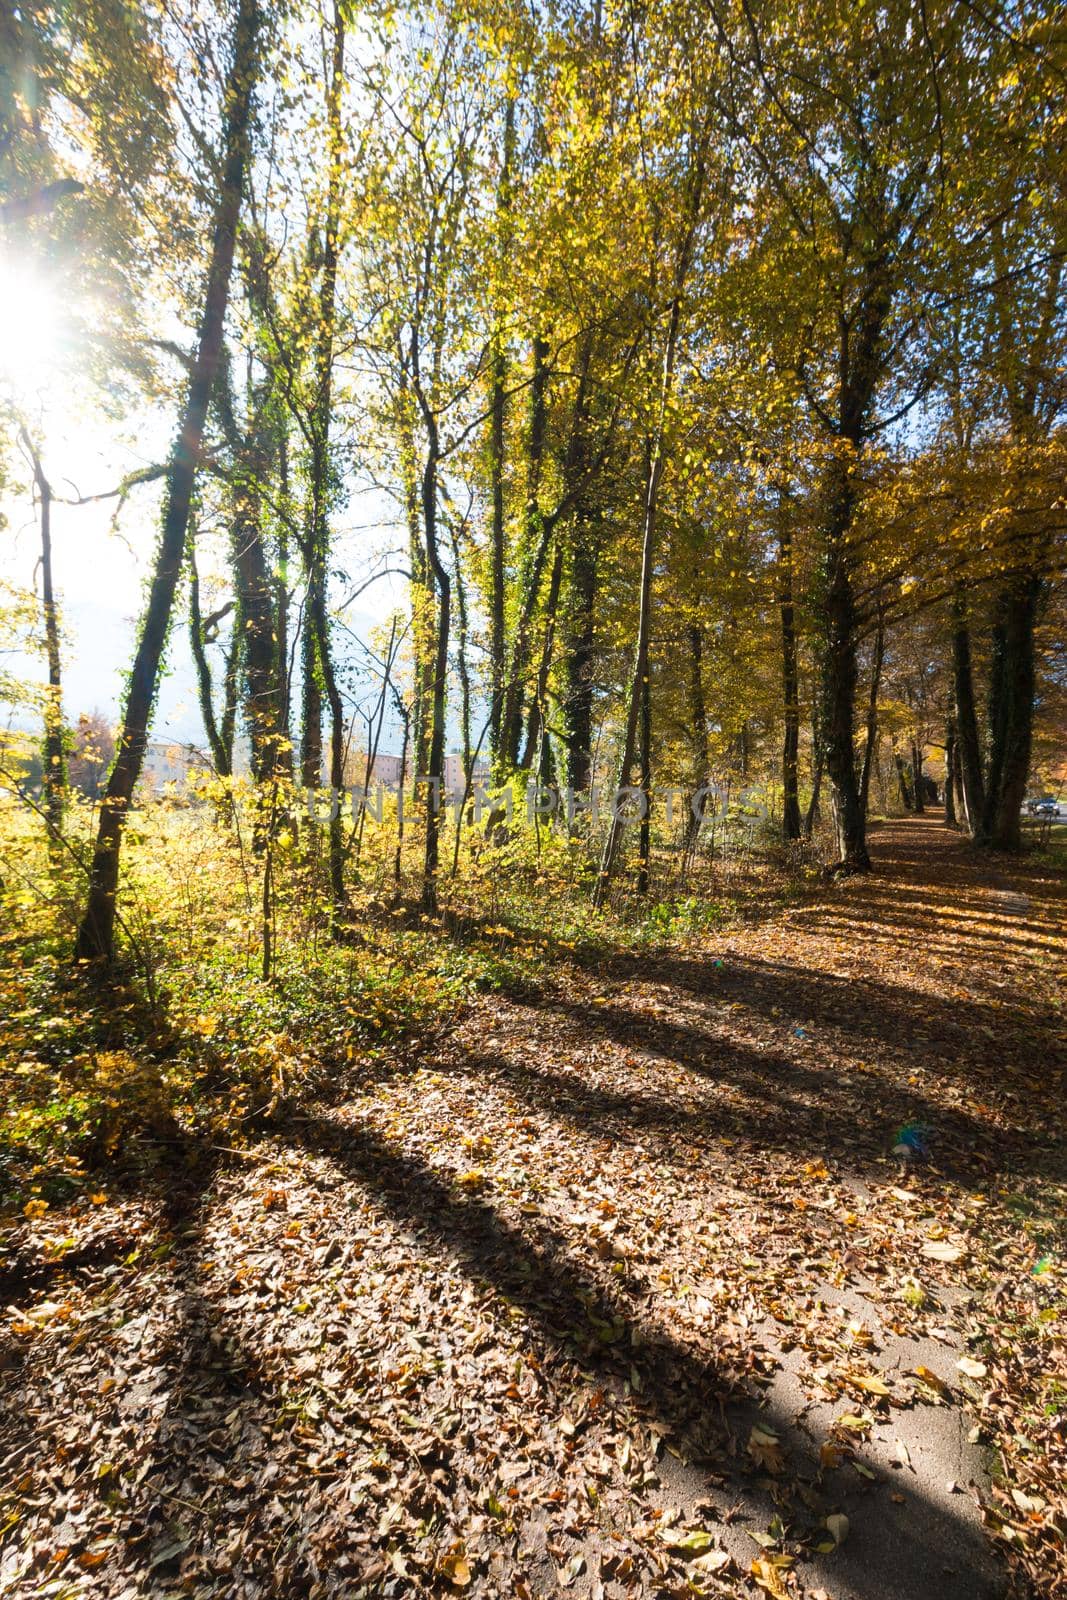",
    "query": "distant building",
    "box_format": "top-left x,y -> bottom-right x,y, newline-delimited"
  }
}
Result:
139,741 -> 213,791
139,737 -> 250,792
352,751 -> 489,793
443,753 -> 490,793
358,751 -> 404,788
